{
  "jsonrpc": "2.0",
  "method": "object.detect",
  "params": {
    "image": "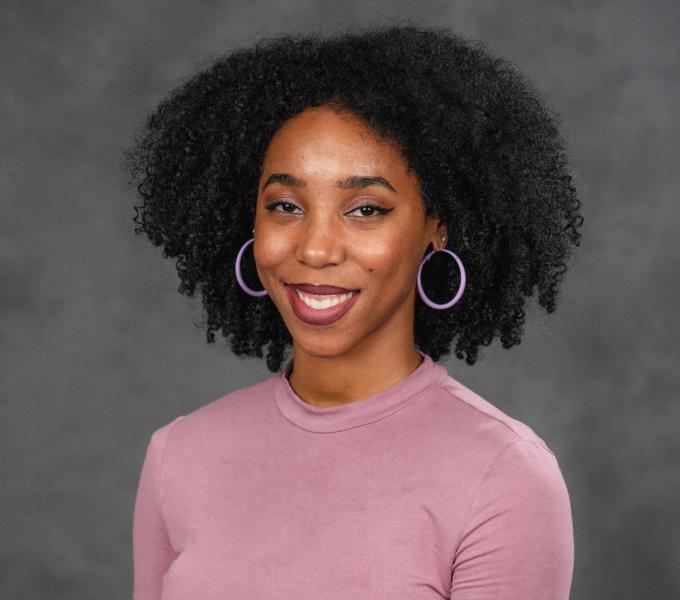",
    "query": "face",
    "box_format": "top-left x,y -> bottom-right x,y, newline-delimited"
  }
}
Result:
253,105 -> 446,358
